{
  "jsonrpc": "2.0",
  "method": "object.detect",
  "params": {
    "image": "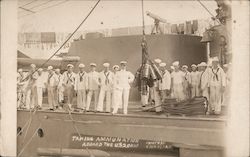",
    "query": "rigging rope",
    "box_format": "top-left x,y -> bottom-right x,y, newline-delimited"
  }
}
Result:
196,0 -> 221,24
17,123 -> 42,157
141,0 -> 145,36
